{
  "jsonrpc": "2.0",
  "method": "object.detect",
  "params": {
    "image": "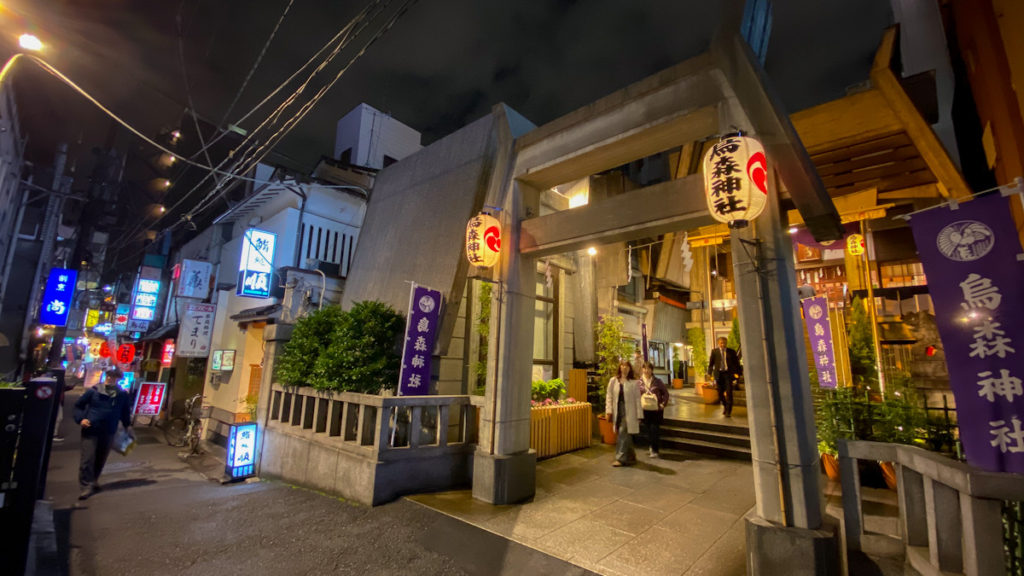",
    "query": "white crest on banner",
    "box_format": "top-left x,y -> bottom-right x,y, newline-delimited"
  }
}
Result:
936,220 -> 995,262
